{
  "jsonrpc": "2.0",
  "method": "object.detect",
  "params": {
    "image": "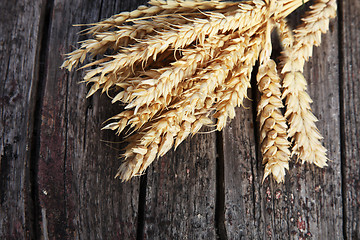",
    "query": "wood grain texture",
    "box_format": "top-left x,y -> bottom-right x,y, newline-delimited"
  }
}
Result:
1,0 -> 359,239
36,0 -> 146,239
221,99 -> 265,239
340,0 -> 360,239
0,0 -> 44,239
144,129 -> 217,239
